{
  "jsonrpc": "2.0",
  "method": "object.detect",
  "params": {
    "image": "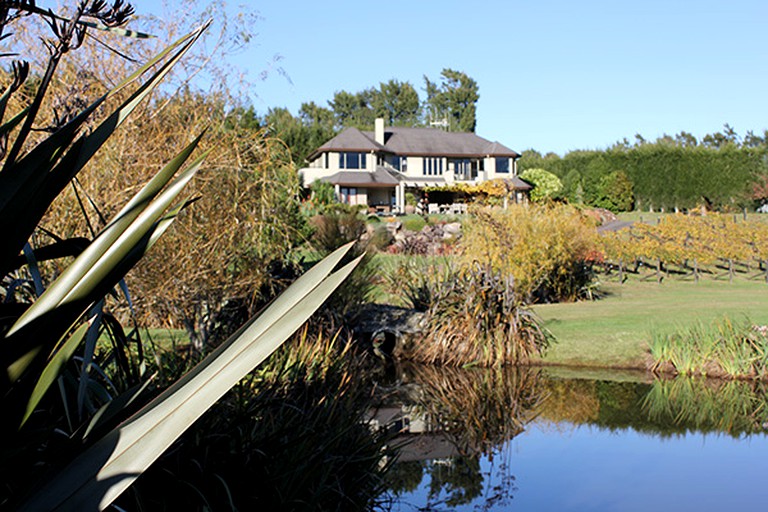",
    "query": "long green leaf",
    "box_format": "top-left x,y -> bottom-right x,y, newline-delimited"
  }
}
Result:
61,154 -> 208,305
0,24 -> 210,276
83,378 -> 154,441
17,200 -> 188,421
0,106 -> 29,141
20,244 -> 360,511
5,150 -> 208,385
20,322 -> 90,426
6,140 -> 205,339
